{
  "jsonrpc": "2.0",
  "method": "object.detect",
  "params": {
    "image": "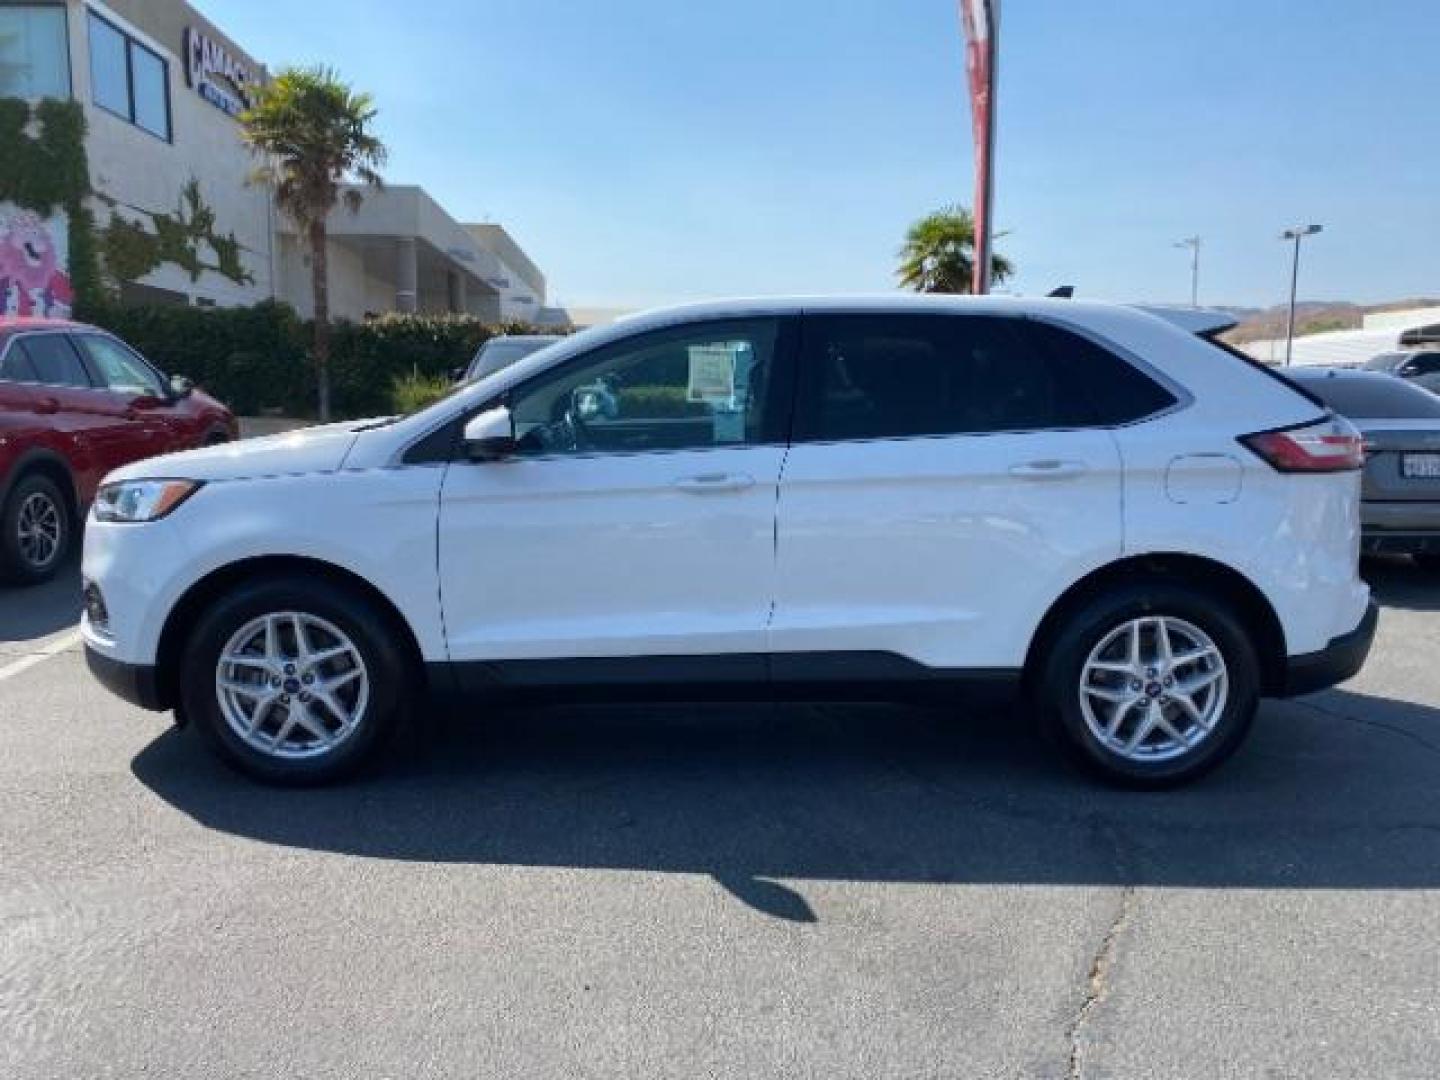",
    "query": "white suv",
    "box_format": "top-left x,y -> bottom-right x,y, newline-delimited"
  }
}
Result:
81,297 -> 1376,787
